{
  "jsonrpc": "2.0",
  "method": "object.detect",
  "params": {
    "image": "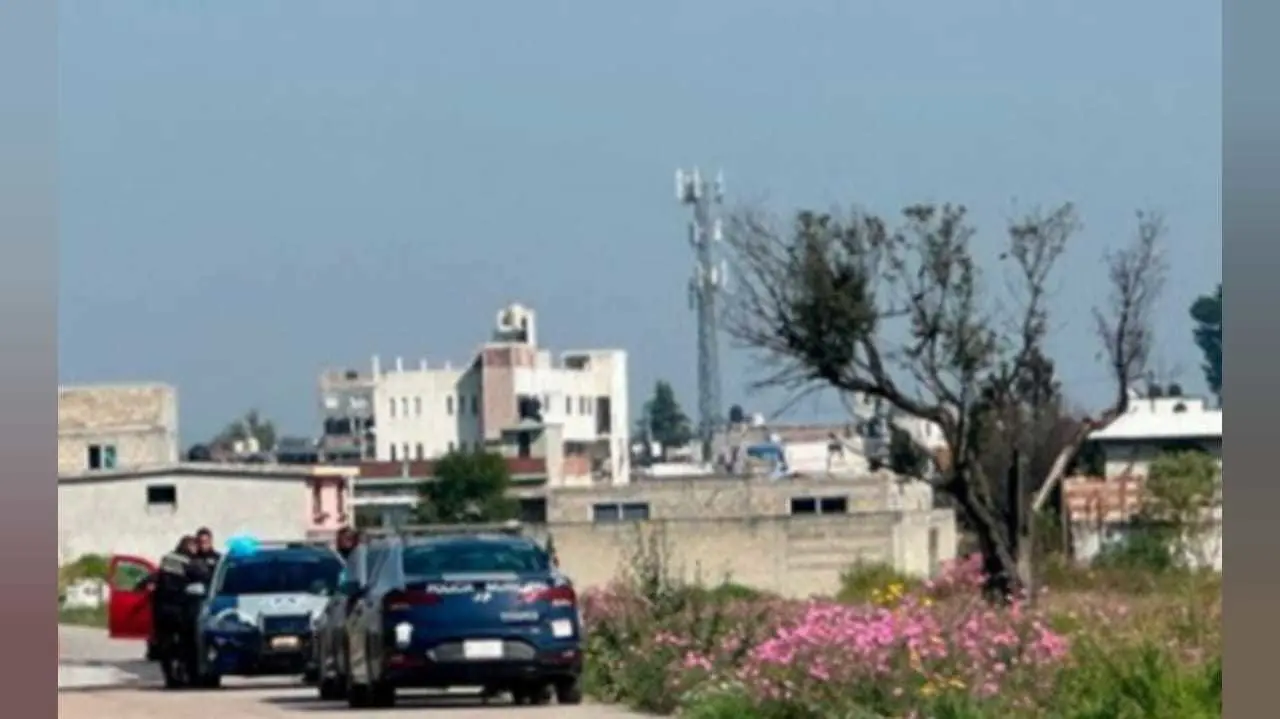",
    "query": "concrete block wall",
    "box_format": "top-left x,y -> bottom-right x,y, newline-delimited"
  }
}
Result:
539,511 -> 957,599
57,383 -> 179,473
